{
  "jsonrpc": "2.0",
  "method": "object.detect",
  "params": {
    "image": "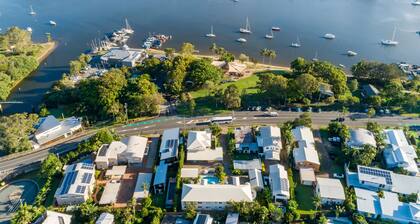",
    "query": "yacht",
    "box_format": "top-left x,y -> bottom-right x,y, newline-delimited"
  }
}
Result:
265,30 -> 274,39
122,18 -> 134,34
237,38 -> 247,43
26,27 -> 33,32
412,0 -> 420,5
239,17 -> 251,34
206,25 -> 216,38
381,26 -> 398,46
324,33 -> 336,39
312,51 -> 318,61
271,27 -> 281,31
291,36 -> 301,48
347,50 -> 357,56
29,5 -> 36,15
49,20 -> 57,26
